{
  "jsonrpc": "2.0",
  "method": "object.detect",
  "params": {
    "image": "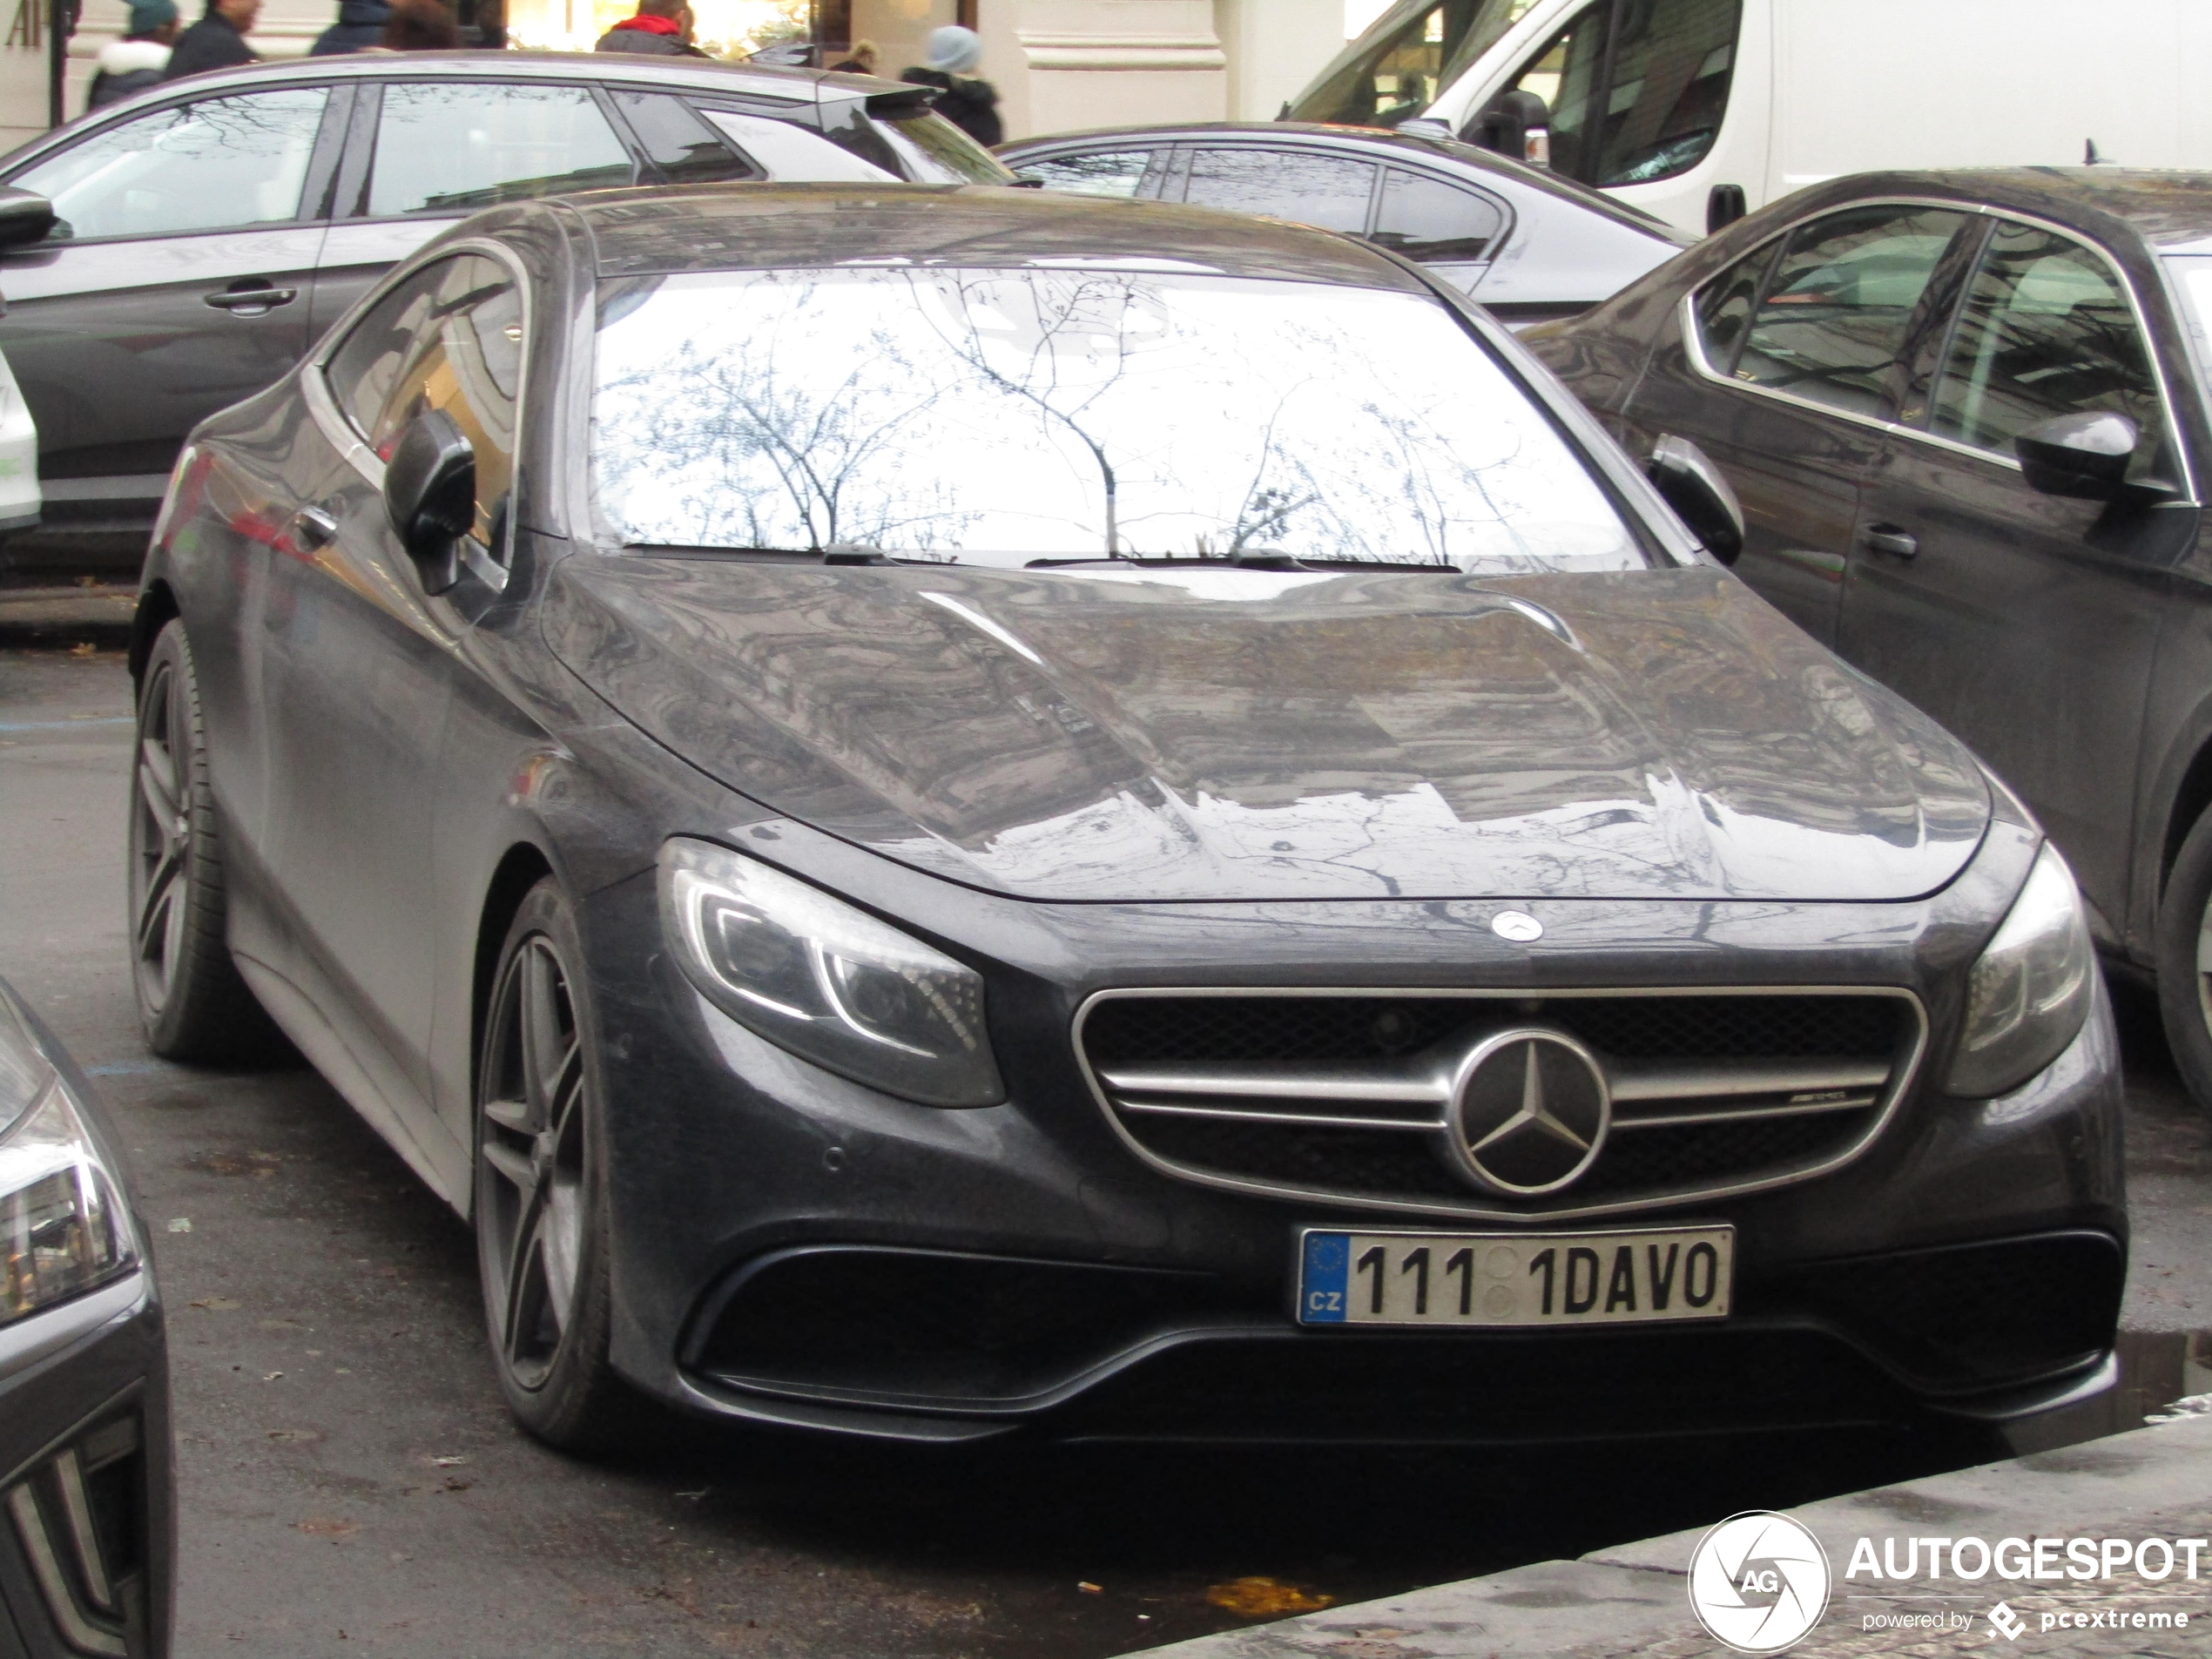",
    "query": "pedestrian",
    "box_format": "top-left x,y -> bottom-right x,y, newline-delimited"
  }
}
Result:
828,37 -> 874,74
593,0 -> 710,57
900,24 -> 1000,146
86,0 -> 179,106
381,0 -> 457,48
159,0 -> 259,78
308,0 -> 389,55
